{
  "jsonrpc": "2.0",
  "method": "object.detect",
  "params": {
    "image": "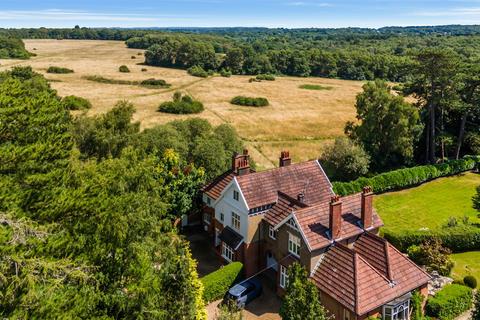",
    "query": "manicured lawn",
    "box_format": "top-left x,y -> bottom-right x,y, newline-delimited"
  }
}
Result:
451,251 -> 480,281
374,172 -> 480,233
